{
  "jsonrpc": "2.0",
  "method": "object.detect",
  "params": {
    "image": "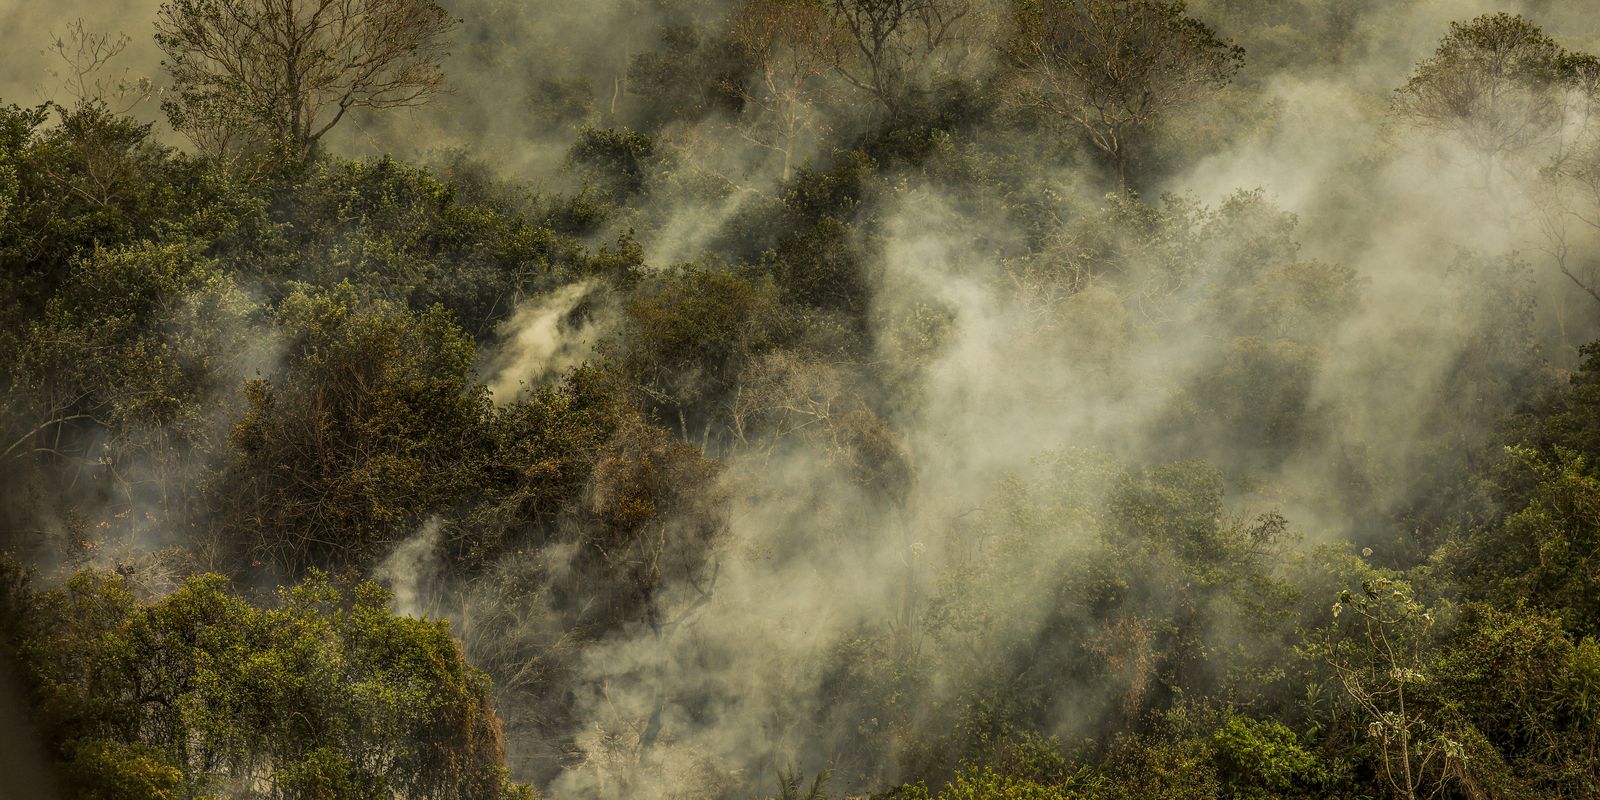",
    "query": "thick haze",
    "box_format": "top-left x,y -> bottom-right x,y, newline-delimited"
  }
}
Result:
6,0 -> 1600,797
520,1 -> 1600,795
